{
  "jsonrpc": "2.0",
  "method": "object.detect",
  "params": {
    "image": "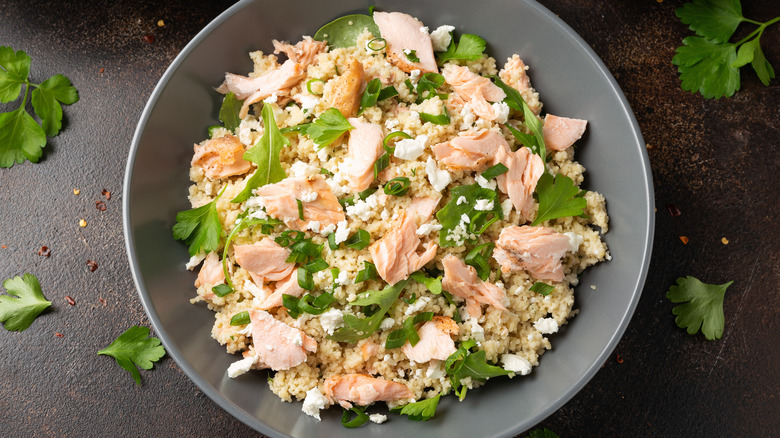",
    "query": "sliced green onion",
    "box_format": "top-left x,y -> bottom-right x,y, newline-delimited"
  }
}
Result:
306,78 -> 325,95
304,258 -> 329,273
384,177 -> 411,196
339,196 -> 355,209
420,106 -> 450,125
283,294 -> 301,319
320,167 -> 334,176
377,85 -> 398,101
465,242 -> 495,281
530,282 -> 554,296
341,406 -> 369,428
358,78 -> 382,116
481,163 -> 509,180
367,37 -> 386,51
230,311 -> 250,326
382,130 -> 413,152
414,73 -> 447,103
355,261 -> 377,283
330,267 -> 340,282
296,199 -> 305,220
327,232 -> 339,250
298,292 -> 337,314
373,152 -> 390,179
297,266 -> 315,290
212,284 -> 233,297
405,49 -> 420,63
345,229 -> 371,250
358,186 -> 377,200
275,230 -> 305,247
286,239 -> 324,264
404,293 -> 417,305
385,328 -> 407,349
